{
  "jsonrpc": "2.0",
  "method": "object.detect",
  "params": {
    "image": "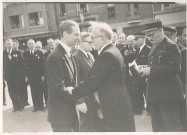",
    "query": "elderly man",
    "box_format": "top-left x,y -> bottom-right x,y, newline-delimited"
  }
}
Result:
139,20 -> 184,131
35,41 -> 43,51
67,22 -> 135,132
23,39 -> 45,112
45,20 -> 80,132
